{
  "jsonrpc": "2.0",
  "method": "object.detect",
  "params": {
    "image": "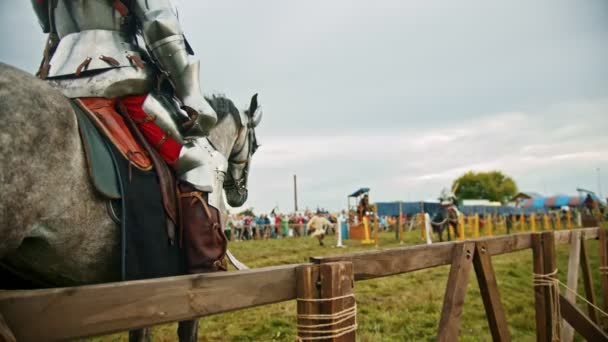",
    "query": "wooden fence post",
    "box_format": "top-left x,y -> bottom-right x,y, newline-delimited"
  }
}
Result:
580,233 -> 599,324
561,230 -> 581,342
599,229 -> 608,330
474,214 -> 480,238
532,231 -> 560,342
296,262 -> 356,342
473,241 -> 510,341
437,242 -> 475,341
